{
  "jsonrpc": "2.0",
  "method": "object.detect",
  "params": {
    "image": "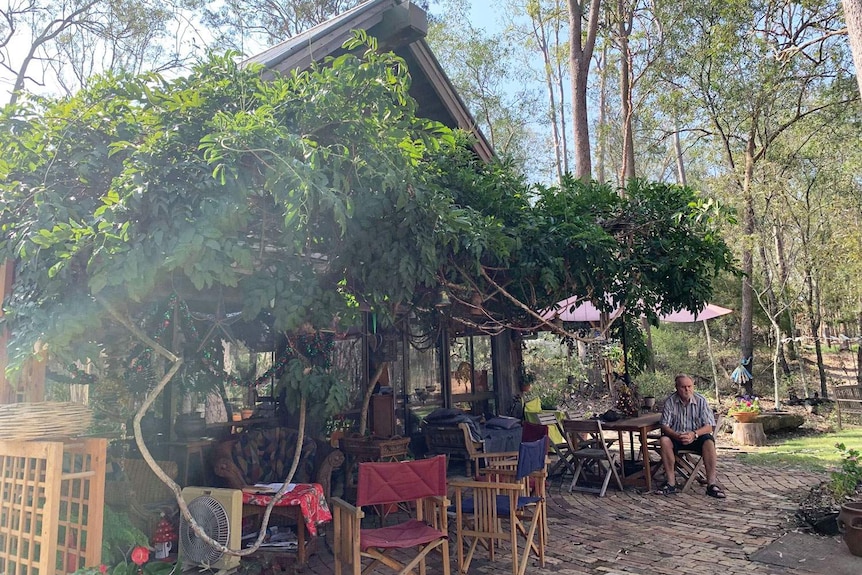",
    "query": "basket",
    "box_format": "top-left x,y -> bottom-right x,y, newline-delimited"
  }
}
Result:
340,435 -> 411,460
0,402 -> 93,440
